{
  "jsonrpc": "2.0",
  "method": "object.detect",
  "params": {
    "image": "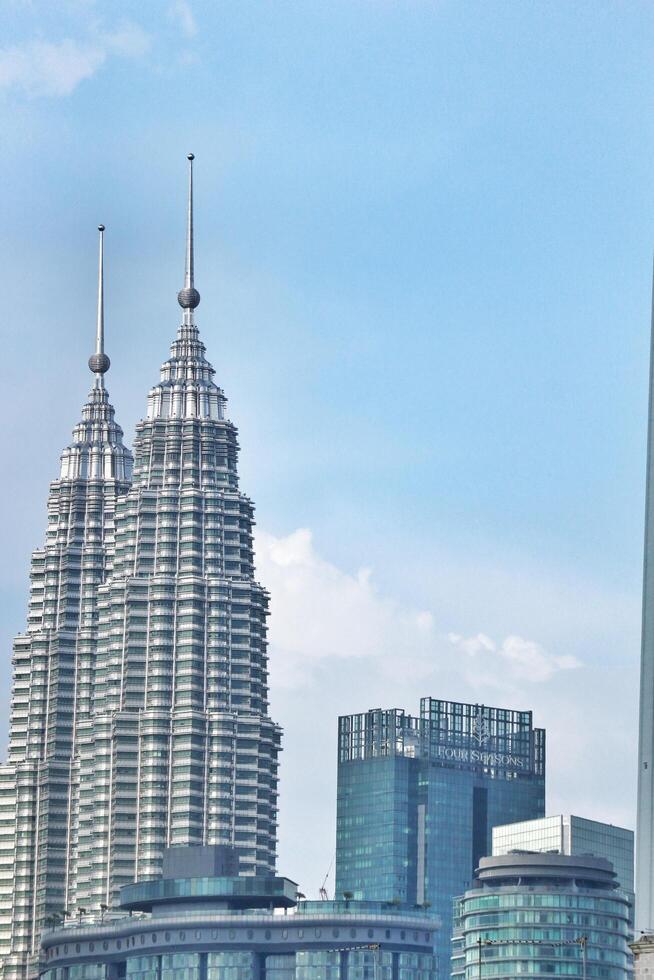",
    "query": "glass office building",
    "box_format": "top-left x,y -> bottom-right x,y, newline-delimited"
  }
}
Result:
451,853 -> 631,980
40,846 -> 440,980
492,815 -> 634,924
336,699 -> 545,975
